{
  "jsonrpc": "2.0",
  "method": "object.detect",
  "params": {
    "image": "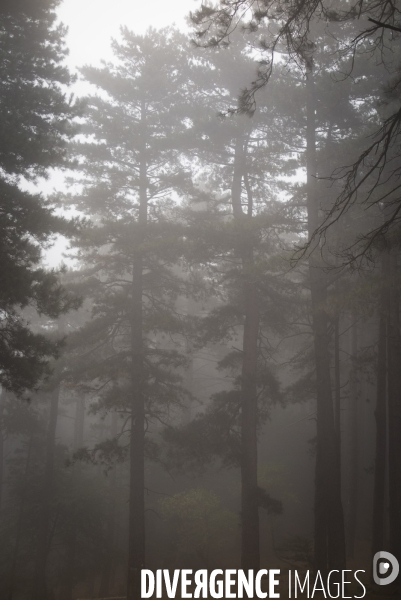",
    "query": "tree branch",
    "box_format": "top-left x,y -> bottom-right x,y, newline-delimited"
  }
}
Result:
367,18 -> 401,34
